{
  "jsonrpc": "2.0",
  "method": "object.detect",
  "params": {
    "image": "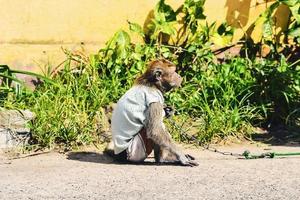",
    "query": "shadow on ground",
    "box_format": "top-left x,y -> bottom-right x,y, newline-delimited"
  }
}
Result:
66,151 -> 182,166
67,152 -> 114,164
251,125 -> 300,146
